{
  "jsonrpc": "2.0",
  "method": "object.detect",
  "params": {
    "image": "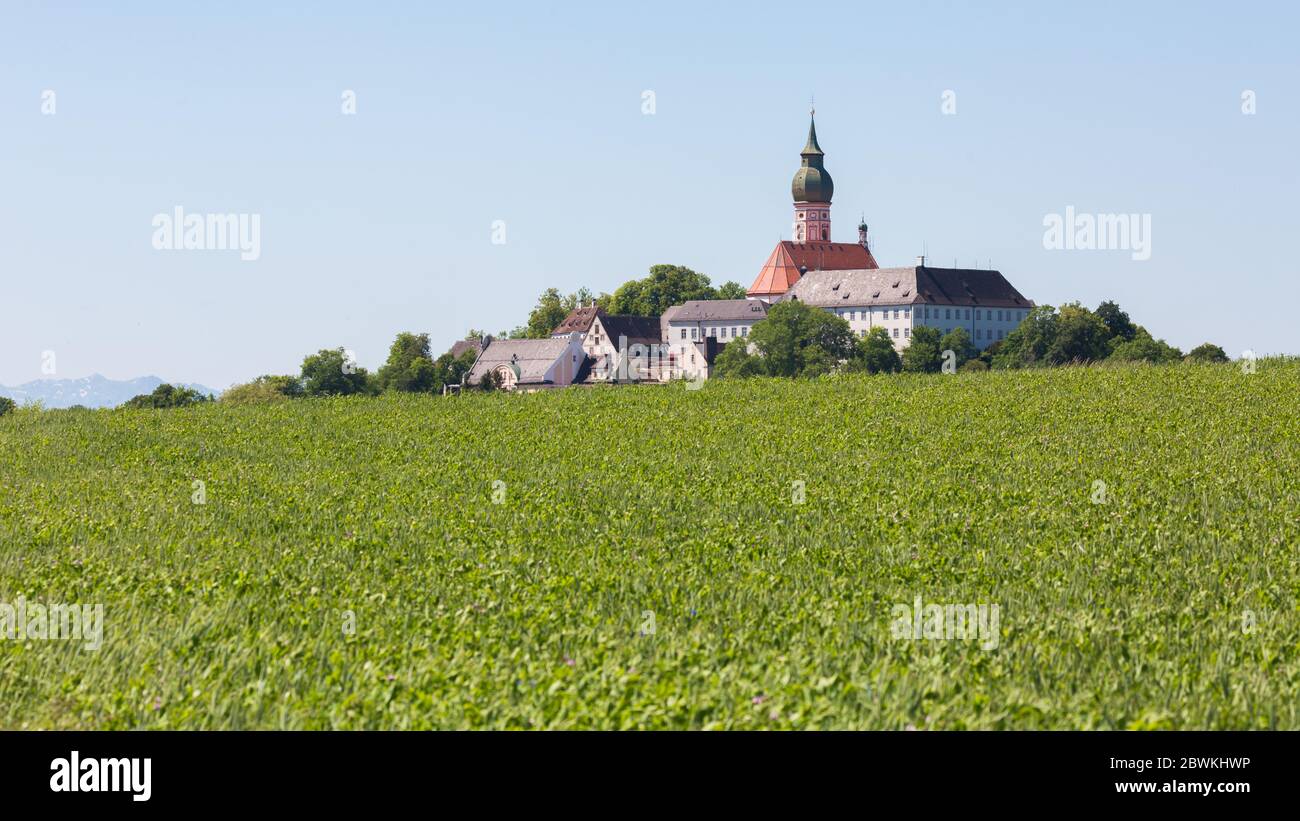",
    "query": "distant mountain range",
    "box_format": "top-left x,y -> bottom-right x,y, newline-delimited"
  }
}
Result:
0,374 -> 221,409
